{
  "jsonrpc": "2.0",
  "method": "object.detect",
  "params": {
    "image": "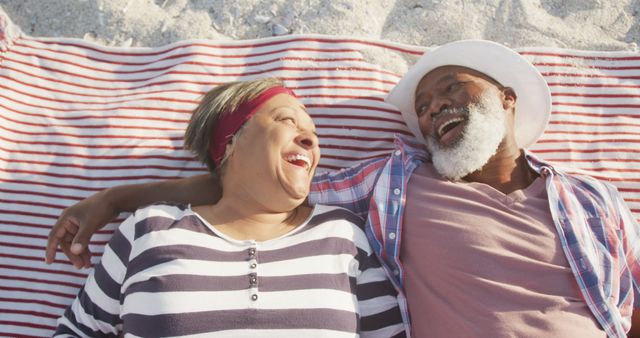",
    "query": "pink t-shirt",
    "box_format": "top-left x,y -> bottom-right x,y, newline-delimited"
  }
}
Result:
401,163 -> 605,337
